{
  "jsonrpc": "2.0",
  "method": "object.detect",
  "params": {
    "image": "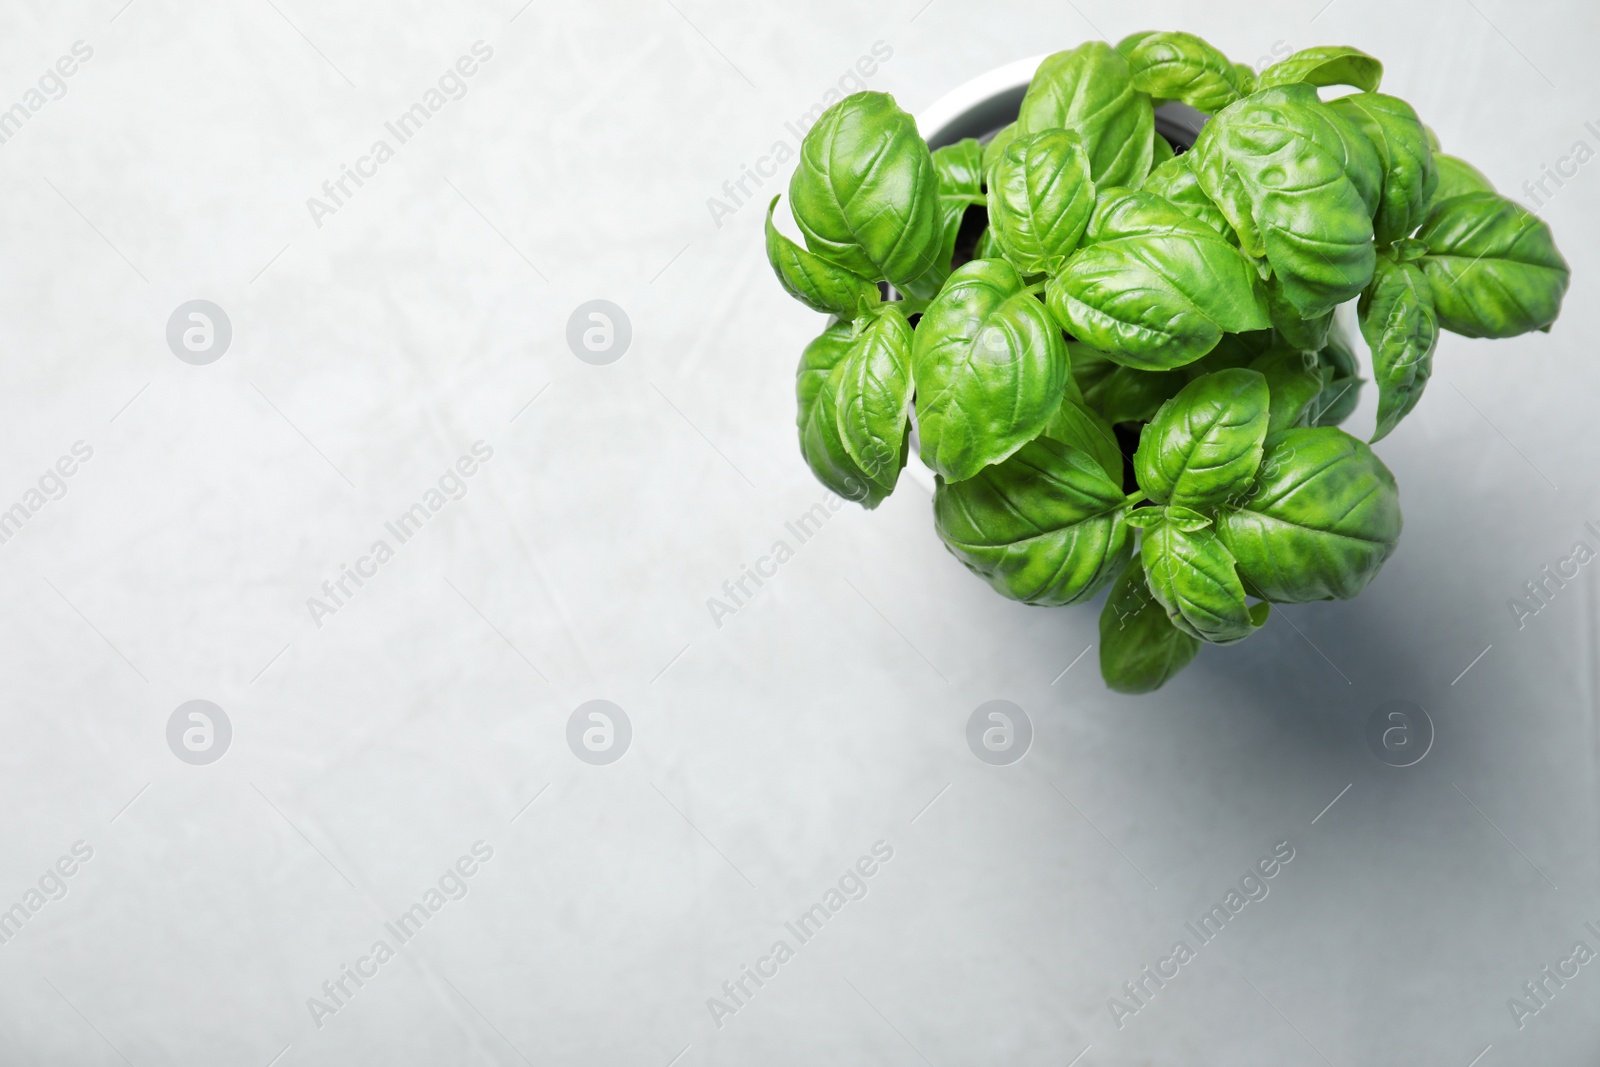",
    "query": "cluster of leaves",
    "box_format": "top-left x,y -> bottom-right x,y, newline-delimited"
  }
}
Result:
765,34 -> 1570,692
